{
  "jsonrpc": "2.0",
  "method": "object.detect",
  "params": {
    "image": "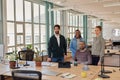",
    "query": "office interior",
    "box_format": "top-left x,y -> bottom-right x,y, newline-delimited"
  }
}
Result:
0,0 -> 120,53
0,0 -> 120,80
